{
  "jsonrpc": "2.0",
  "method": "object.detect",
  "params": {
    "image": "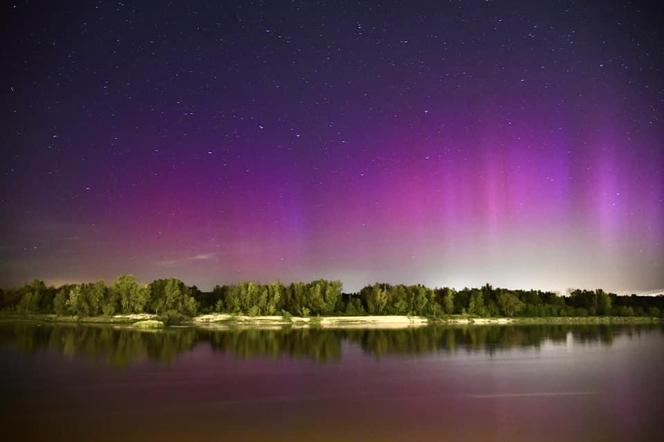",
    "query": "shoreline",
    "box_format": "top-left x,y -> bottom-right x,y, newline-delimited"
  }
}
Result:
0,313 -> 660,329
